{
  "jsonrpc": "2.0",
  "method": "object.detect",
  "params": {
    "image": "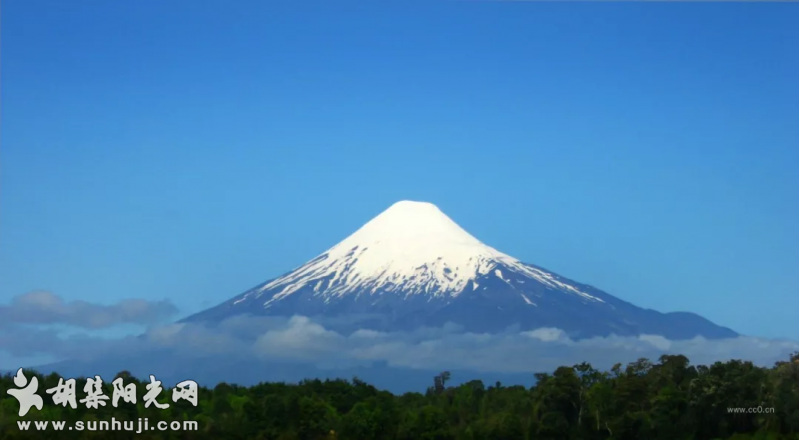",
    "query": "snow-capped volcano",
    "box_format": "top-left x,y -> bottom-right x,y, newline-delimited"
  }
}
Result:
184,201 -> 737,340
